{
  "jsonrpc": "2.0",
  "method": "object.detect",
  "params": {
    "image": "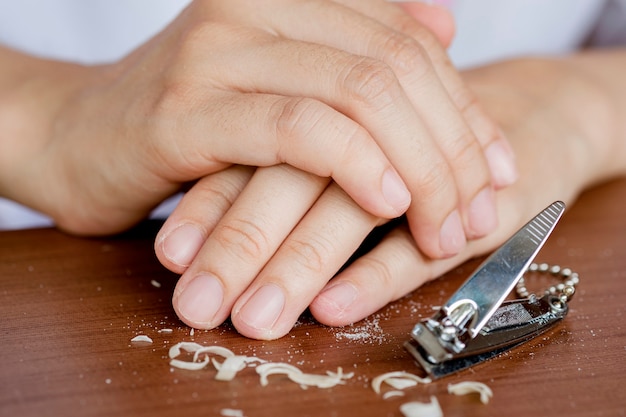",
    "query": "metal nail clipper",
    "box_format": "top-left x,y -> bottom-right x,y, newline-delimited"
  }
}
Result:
405,201 -> 579,379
